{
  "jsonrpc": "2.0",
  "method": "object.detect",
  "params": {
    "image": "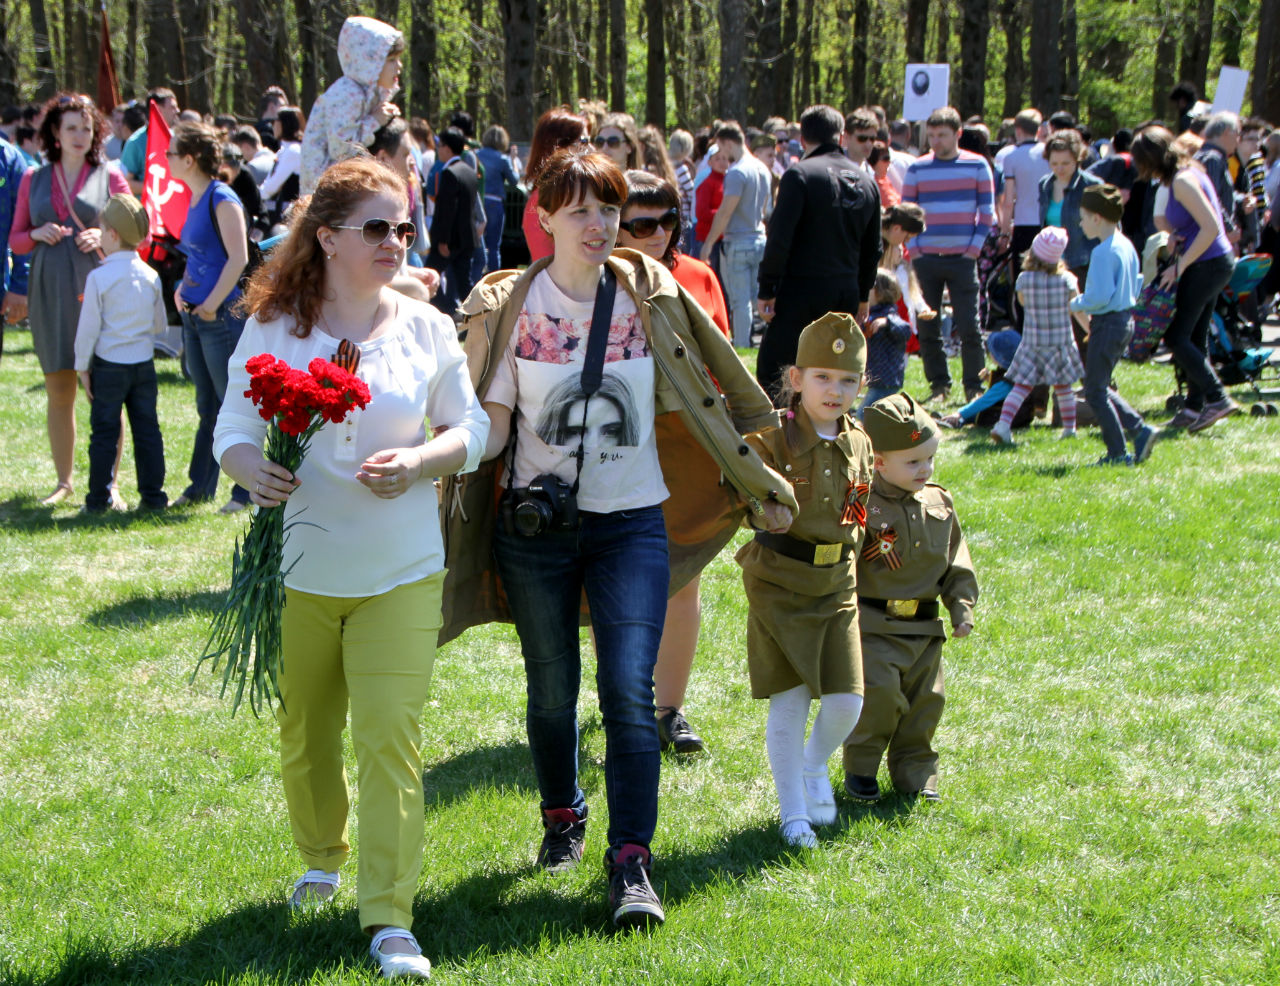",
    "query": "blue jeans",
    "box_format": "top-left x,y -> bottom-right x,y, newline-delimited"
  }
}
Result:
1082,311 -> 1145,458
857,385 -> 899,419
482,194 -> 506,274
720,232 -> 767,347
493,505 -> 668,849
86,357 -> 167,510
180,305 -> 249,504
